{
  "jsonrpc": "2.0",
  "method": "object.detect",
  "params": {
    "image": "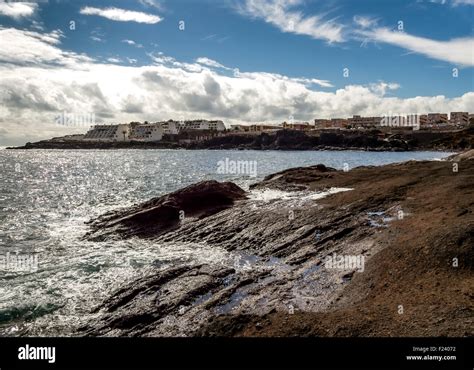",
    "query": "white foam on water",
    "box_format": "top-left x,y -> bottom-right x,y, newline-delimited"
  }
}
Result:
248,187 -> 353,203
